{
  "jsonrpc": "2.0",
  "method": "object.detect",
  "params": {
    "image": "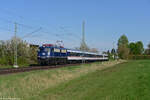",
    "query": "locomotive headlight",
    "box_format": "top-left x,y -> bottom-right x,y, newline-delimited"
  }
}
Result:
48,52 -> 50,55
42,53 -> 46,55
